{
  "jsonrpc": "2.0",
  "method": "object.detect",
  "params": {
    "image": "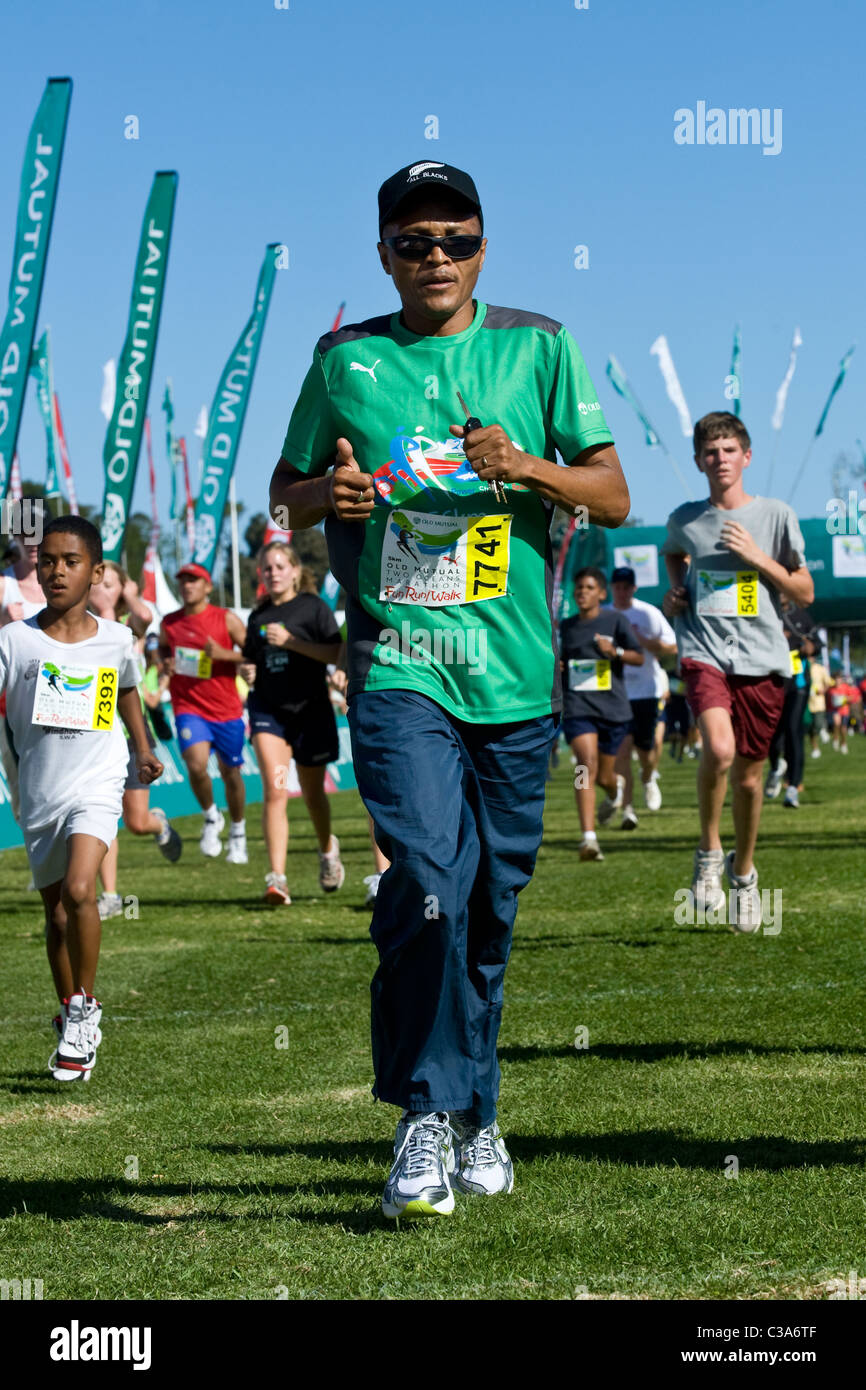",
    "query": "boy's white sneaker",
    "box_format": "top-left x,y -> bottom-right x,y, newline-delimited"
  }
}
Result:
643,772 -> 662,811
96,892 -> 123,921
724,851 -> 762,934
382,1112 -> 456,1219
691,847 -> 726,915
51,993 -> 102,1082
597,774 -> 625,825
621,805 -> 639,831
200,809 -> 224,858
226,828 -> 248,865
